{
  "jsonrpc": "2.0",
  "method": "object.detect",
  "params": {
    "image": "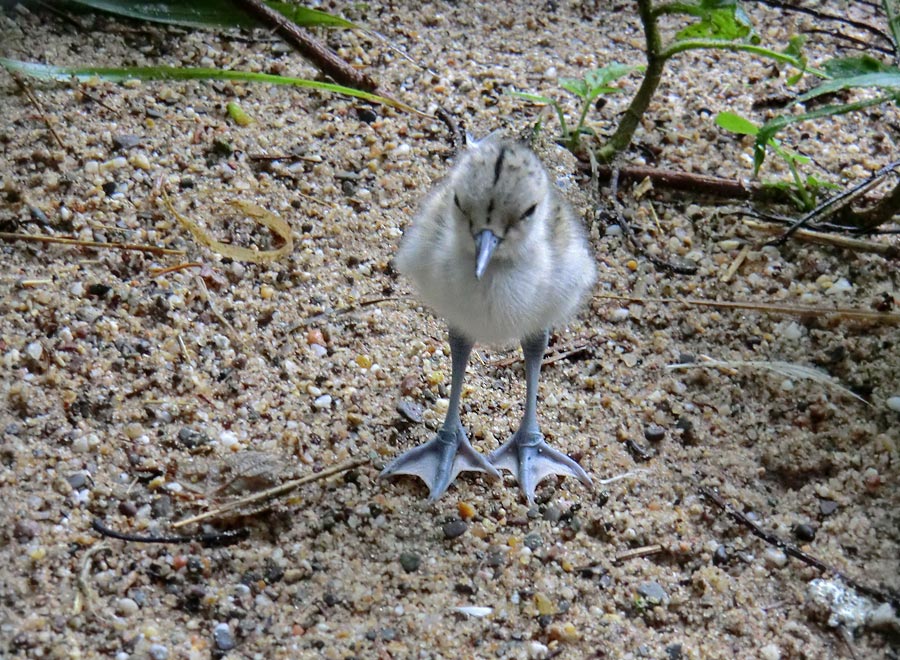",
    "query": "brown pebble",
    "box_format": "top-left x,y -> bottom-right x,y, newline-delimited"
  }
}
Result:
14,518 -> 40,542
118,501 -> 138,517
